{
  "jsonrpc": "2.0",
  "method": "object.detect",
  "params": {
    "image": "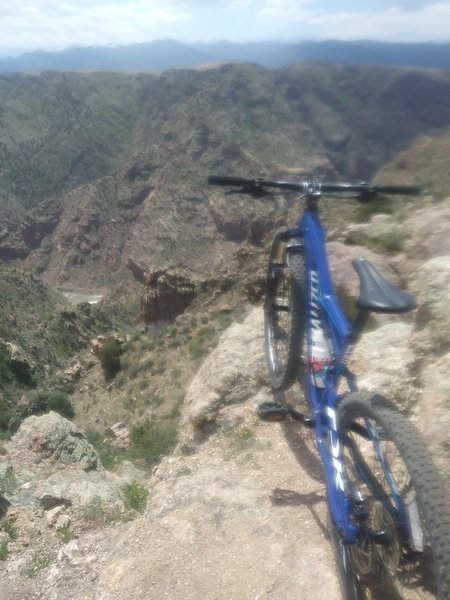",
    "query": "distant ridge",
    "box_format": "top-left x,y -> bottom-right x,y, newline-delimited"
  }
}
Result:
1,39 -> 450,73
